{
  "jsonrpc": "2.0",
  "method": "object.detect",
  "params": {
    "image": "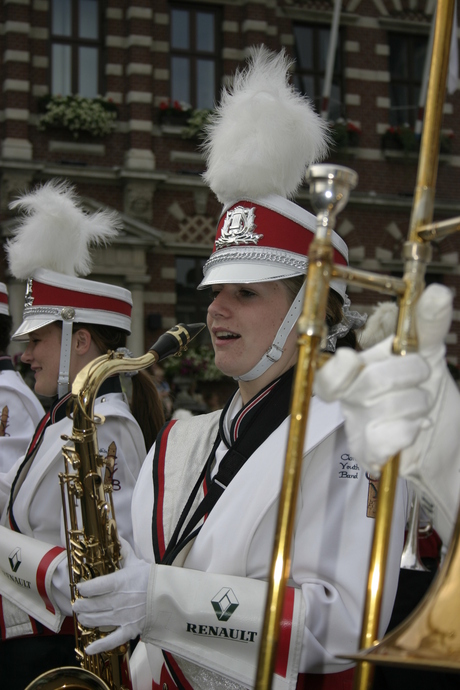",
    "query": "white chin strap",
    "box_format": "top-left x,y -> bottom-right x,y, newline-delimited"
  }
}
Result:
57,319 -> 73,398
236,283 -> 306,382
